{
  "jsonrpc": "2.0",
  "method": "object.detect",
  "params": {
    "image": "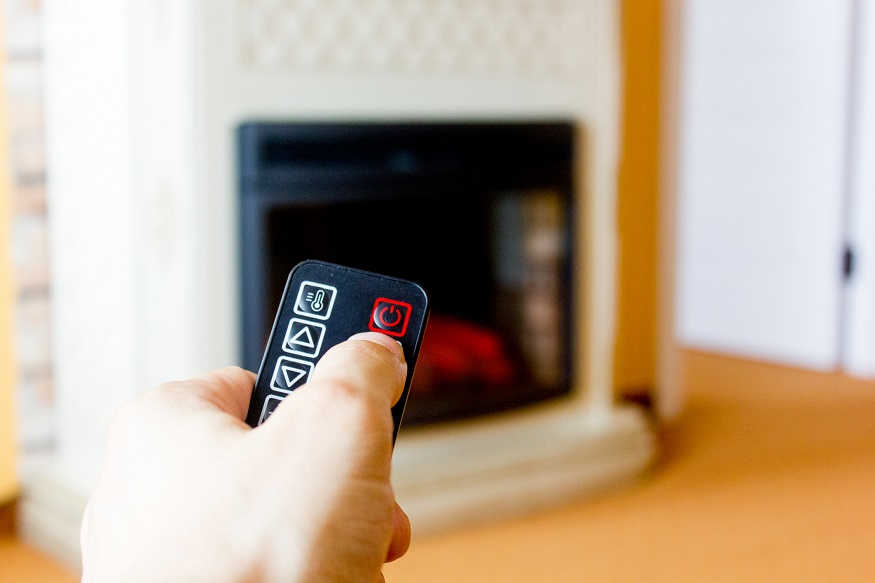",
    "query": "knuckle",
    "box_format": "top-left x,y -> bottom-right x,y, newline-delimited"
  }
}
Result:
106,394 -> 144,438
